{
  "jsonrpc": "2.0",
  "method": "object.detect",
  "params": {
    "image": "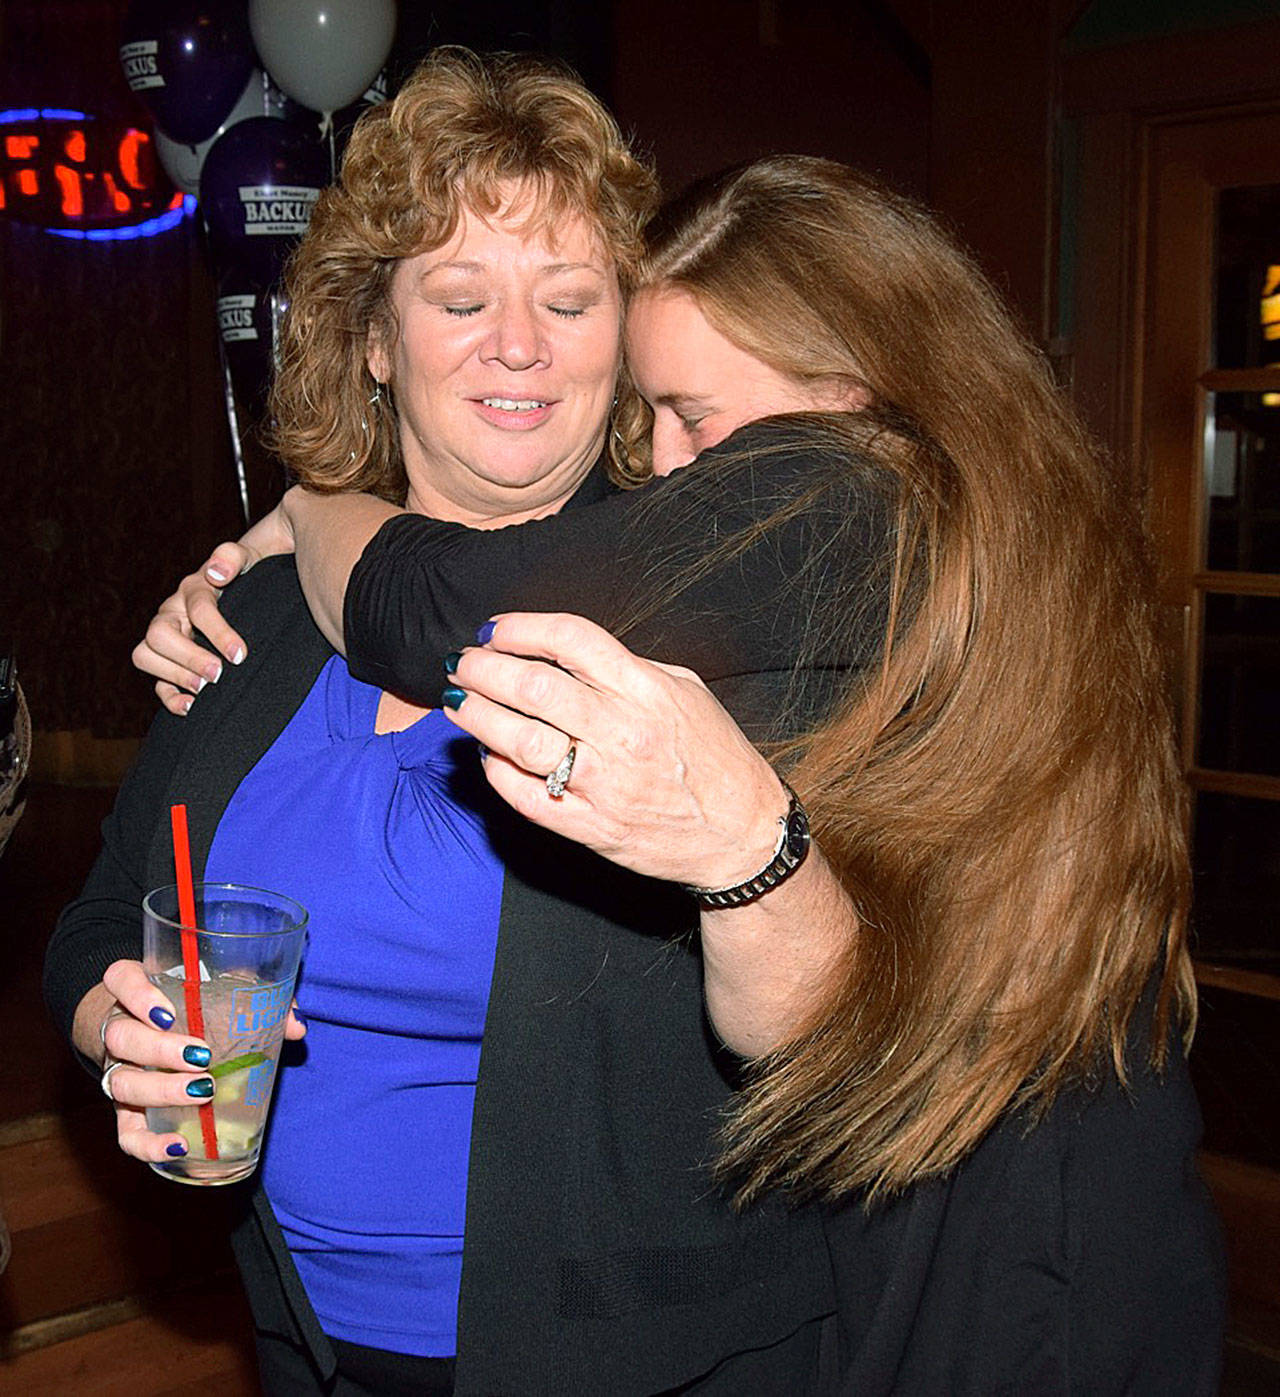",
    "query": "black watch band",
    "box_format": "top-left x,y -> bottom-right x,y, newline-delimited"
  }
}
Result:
684,782 -> 811,909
